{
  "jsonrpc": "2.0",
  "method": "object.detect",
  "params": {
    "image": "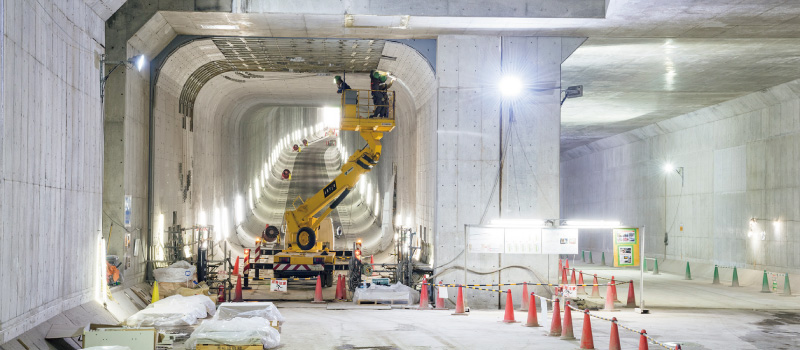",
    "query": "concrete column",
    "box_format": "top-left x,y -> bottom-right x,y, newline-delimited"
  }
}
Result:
434,35 -> 573,307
